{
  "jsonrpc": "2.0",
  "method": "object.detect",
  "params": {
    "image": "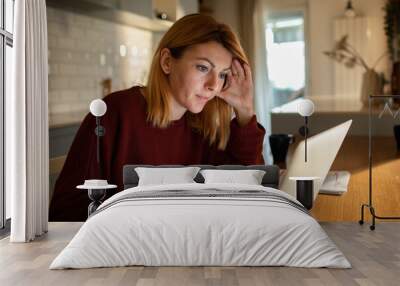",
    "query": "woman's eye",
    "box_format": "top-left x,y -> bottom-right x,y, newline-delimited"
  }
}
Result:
196,65 -> 209,72
219,73 -> 227,80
